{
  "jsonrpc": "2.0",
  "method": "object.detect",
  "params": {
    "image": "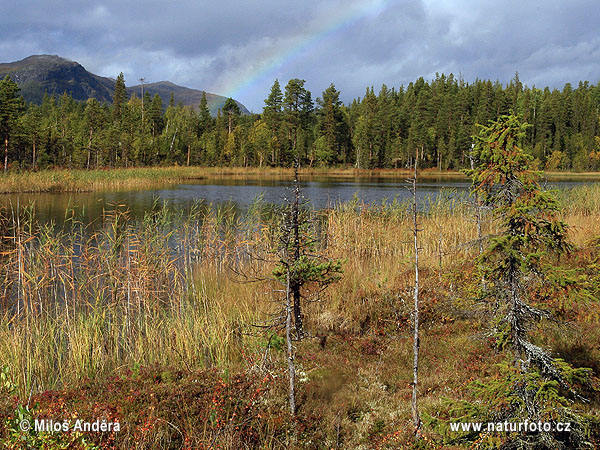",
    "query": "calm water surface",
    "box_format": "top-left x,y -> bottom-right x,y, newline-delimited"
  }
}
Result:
1,175 -> 596,225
